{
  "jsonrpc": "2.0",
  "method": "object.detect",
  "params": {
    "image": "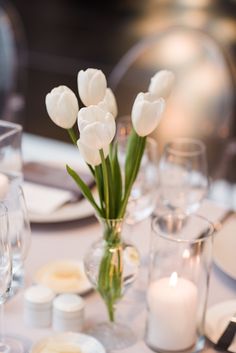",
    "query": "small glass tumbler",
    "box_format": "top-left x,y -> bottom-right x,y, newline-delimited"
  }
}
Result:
0,120 -> 23,185
145,213 -> 214,353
